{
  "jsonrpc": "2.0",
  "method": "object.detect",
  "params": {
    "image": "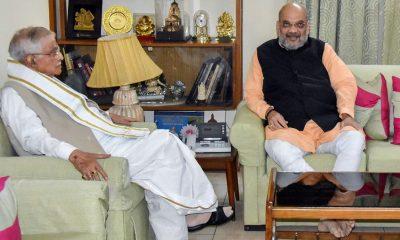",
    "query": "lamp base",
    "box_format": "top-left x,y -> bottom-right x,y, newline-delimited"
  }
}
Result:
108,104 -> 144,122
110,85 -> 144,122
